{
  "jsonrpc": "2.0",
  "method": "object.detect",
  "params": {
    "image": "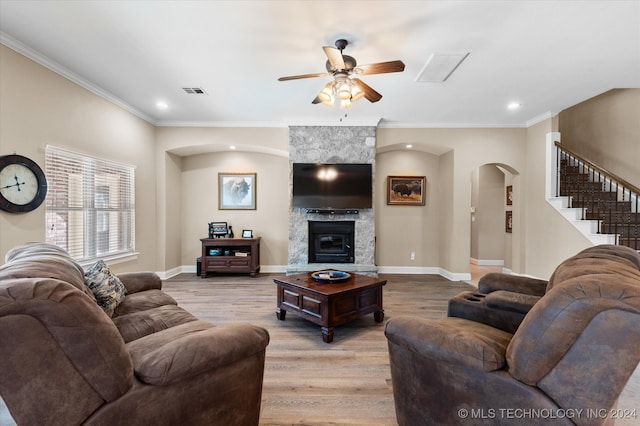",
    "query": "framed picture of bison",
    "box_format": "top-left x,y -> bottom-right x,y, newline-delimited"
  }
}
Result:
218,172 -> 256,210
387,176 -> 426,206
